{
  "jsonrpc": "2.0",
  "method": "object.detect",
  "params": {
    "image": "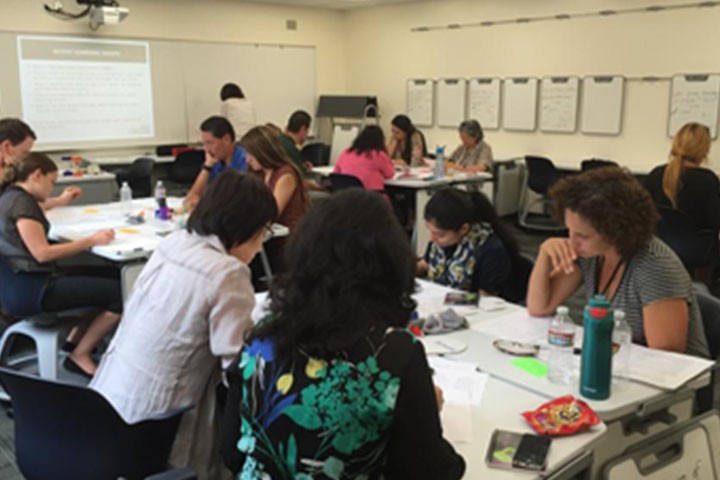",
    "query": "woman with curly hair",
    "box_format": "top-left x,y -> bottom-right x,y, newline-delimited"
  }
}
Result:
527,167 -> 709,358
221,189 -> 464,479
